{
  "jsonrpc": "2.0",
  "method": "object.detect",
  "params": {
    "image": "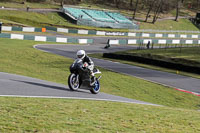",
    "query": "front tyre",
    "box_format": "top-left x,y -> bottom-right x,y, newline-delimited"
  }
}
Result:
68,73 -> 79,91
90,80 -> 100,94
